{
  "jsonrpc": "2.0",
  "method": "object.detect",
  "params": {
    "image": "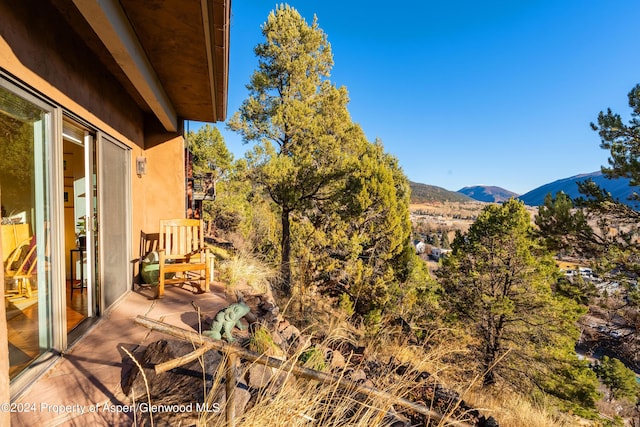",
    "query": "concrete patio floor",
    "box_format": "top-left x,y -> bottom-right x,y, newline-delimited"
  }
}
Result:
11,283 -> 233,427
